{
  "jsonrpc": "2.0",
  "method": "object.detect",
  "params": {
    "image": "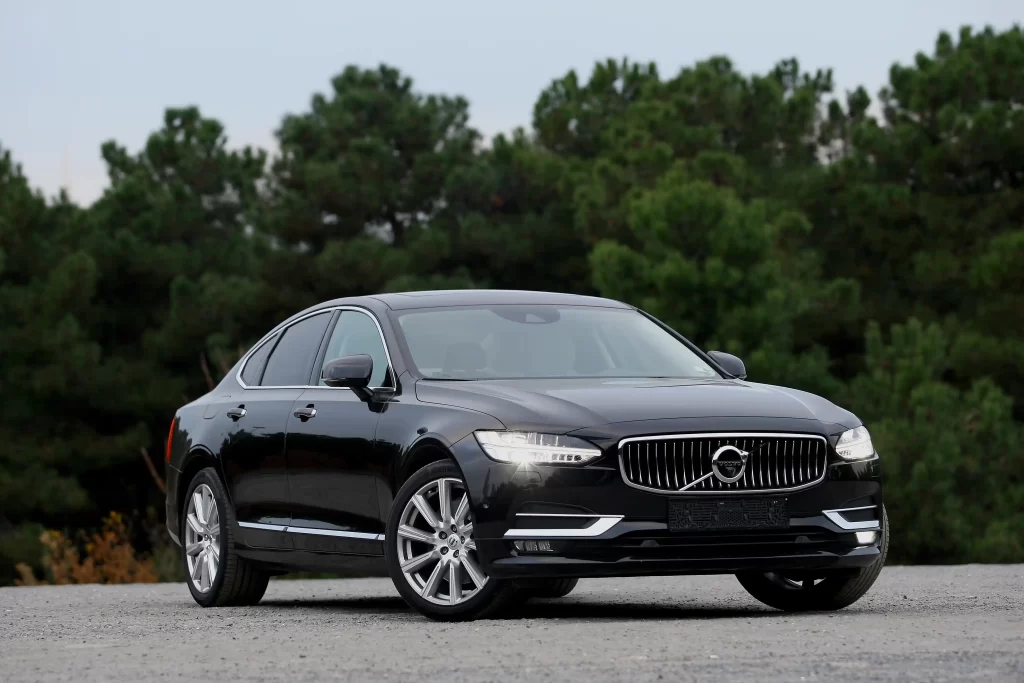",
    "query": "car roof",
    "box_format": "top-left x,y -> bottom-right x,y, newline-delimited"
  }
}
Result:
329,290 -> 633,311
